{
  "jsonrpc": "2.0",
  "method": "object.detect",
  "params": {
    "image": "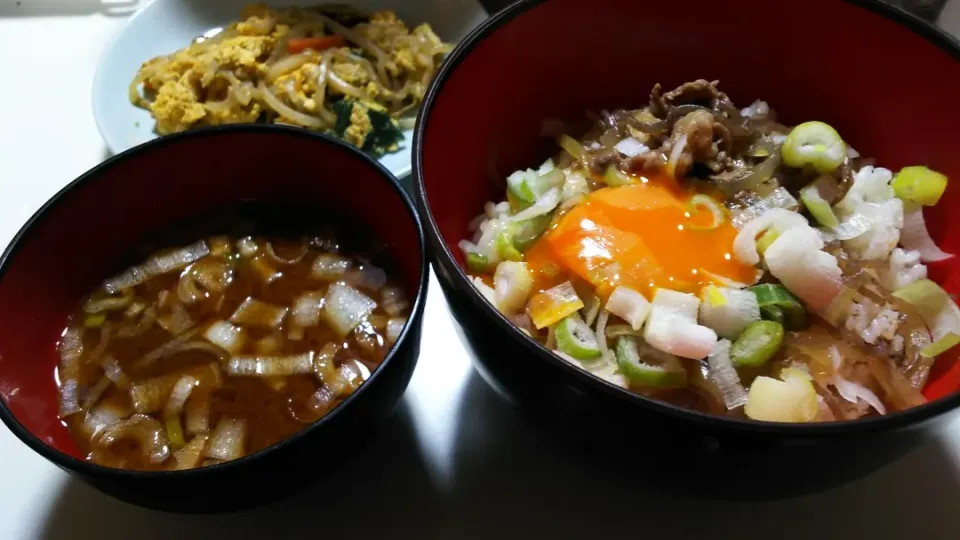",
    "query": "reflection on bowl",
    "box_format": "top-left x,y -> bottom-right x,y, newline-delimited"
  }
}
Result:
414,0 -> 960,497
0,125 -> 428,512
